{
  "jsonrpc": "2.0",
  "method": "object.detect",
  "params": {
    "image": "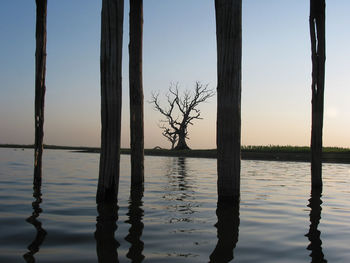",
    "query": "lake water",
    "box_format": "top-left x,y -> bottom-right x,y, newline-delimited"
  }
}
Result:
0,148 -> 349,262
